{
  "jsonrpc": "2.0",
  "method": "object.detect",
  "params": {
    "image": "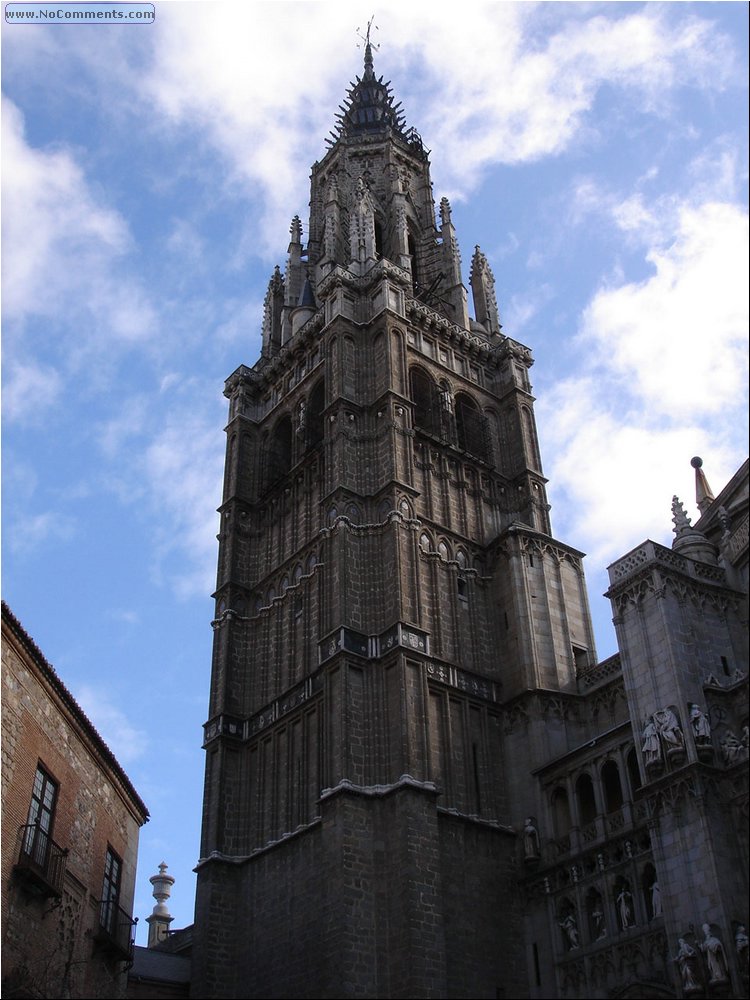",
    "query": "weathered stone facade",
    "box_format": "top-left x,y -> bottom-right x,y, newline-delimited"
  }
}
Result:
192,43 -> 749,1000
1,602 -> 149,999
